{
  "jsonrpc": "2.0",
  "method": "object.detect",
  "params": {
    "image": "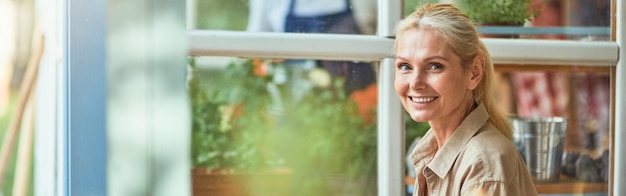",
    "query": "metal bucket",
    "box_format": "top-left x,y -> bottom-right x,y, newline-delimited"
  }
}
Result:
510,117 -> 567,183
